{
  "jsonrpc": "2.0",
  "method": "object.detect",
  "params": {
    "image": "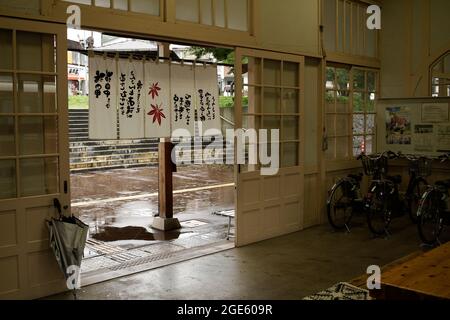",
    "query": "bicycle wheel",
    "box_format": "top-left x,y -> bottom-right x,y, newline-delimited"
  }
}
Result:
366,183 -> 391,236
417,189 -> 443,245
327,180 -> 355,230
407,178 -> 428,224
